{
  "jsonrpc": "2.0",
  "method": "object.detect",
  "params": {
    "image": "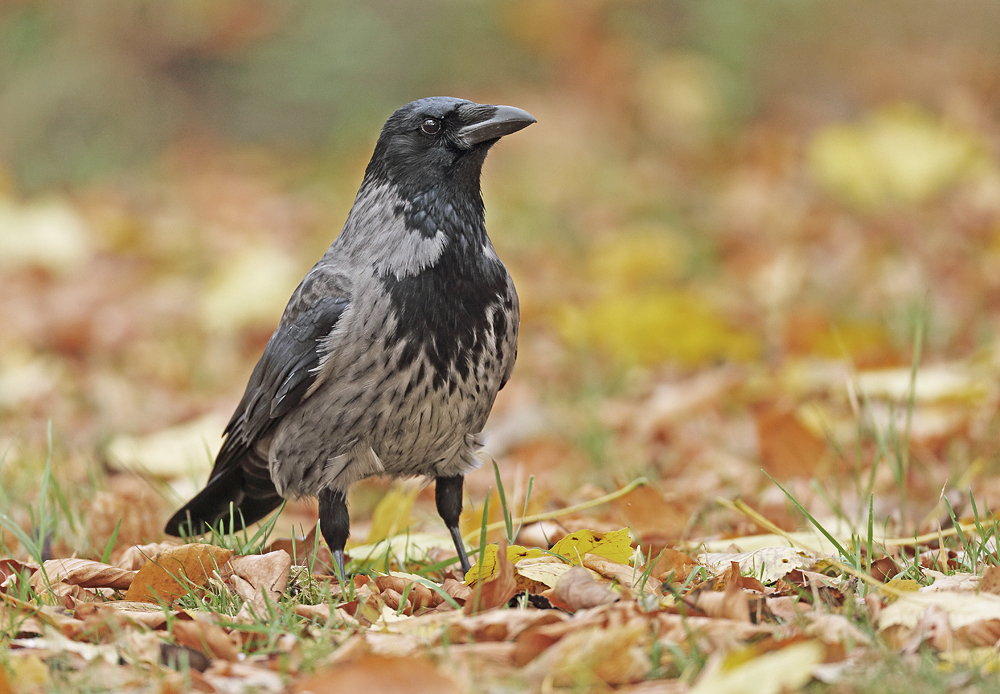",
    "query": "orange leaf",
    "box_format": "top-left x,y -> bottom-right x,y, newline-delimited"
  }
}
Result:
292,655 -> 459,694
755,404 -> 828,478
124,544 -> 233,604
